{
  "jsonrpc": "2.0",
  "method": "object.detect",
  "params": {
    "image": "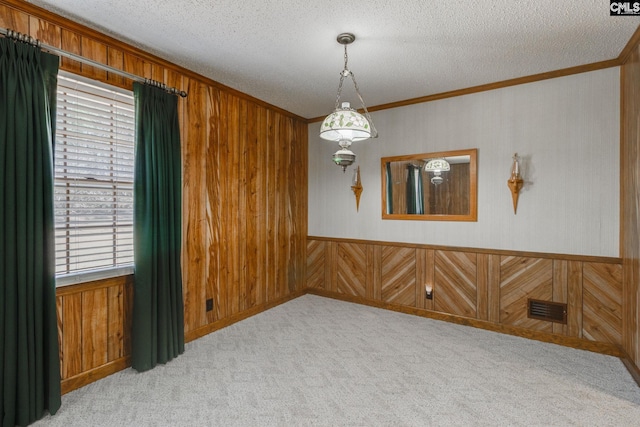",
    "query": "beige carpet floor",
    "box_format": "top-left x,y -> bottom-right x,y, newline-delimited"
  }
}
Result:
34,295 -> 640,426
